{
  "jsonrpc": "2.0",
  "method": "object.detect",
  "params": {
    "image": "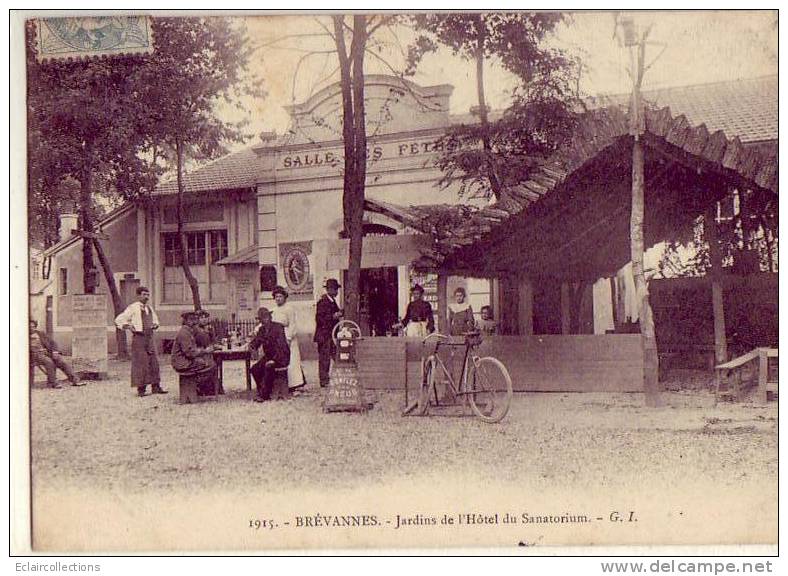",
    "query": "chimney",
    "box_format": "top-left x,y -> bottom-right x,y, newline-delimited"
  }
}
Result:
59,200 -> 78,243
